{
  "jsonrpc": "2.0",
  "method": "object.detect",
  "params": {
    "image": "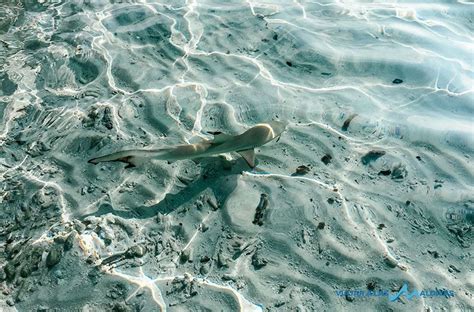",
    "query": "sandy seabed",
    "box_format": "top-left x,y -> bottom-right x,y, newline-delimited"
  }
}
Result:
0,0 -> 473,311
